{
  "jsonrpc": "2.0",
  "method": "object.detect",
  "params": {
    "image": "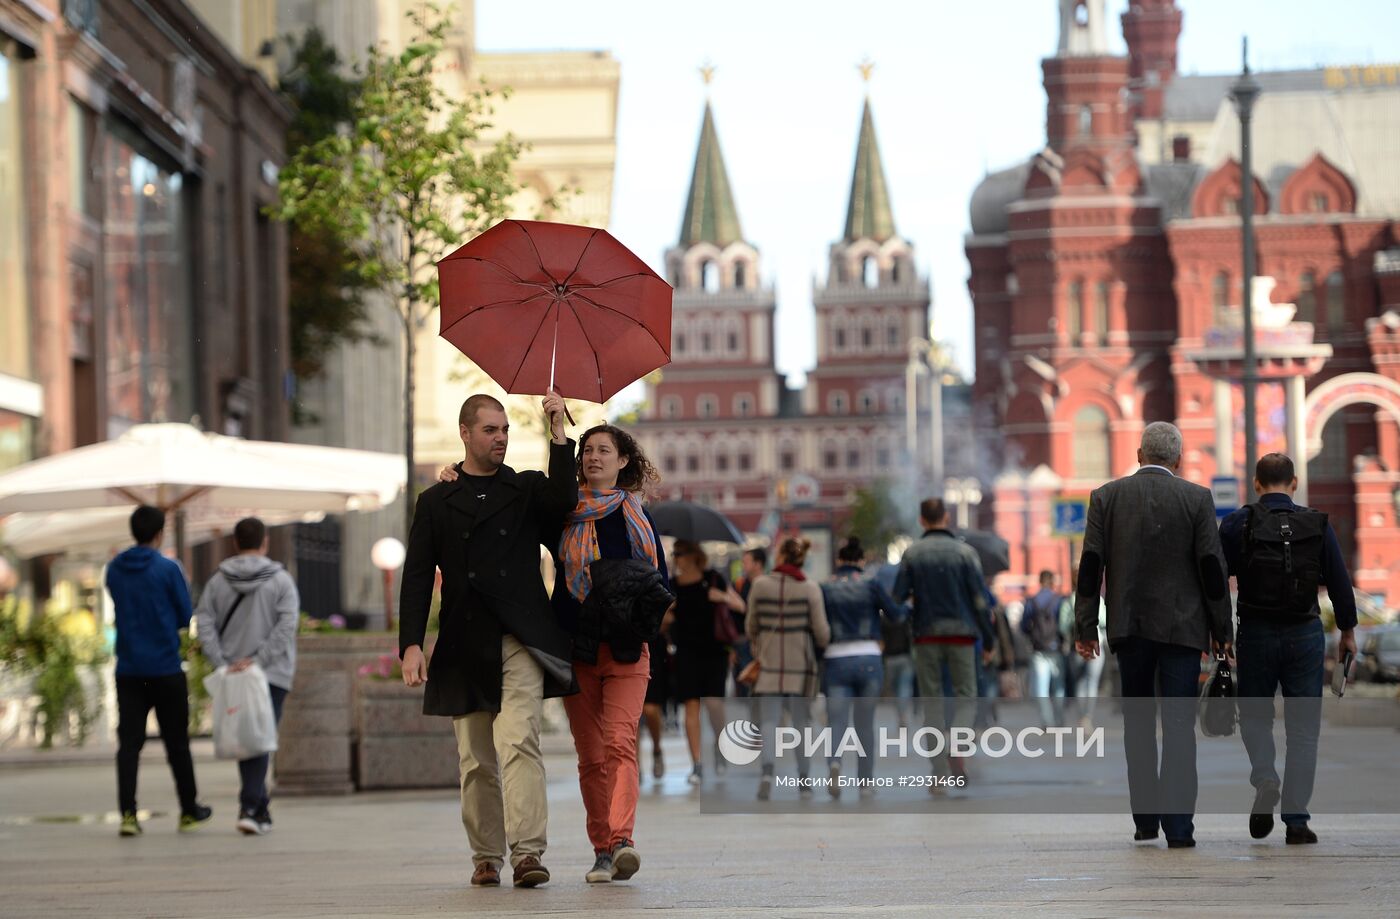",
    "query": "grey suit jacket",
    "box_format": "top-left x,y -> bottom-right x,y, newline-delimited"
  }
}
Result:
1074,467 -> 1232,653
